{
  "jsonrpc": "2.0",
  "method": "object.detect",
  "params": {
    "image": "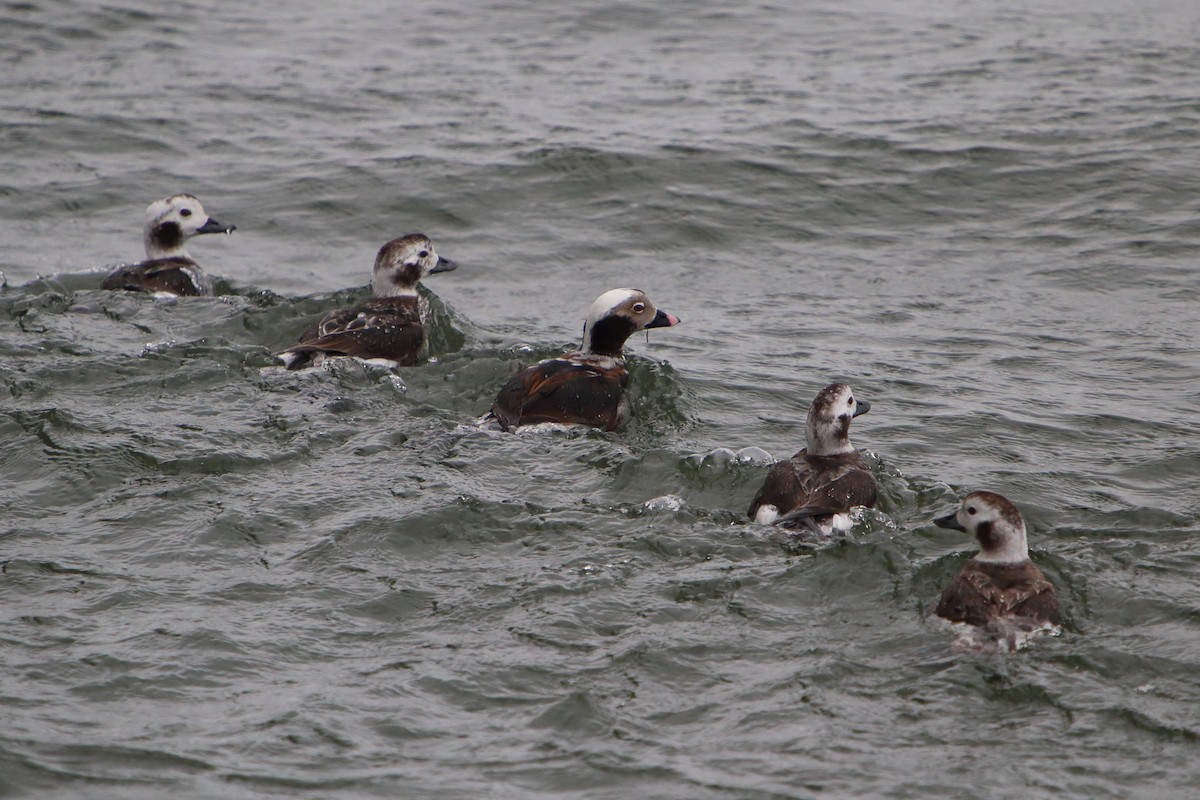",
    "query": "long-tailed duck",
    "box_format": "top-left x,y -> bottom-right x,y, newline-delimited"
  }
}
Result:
747,382 -> 877,539
486,288 -> 679,431
100,194 -> 235,296
276,234 -> 458,370
933,491 -> 1062,650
